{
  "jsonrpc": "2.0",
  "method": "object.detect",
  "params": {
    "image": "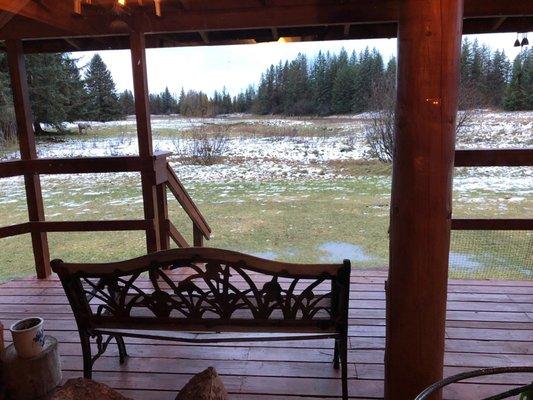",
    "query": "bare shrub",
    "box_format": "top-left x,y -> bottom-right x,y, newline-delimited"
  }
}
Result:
364,75 -> 479,163
364,73 -> 396,163
189,126 -> 229,165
